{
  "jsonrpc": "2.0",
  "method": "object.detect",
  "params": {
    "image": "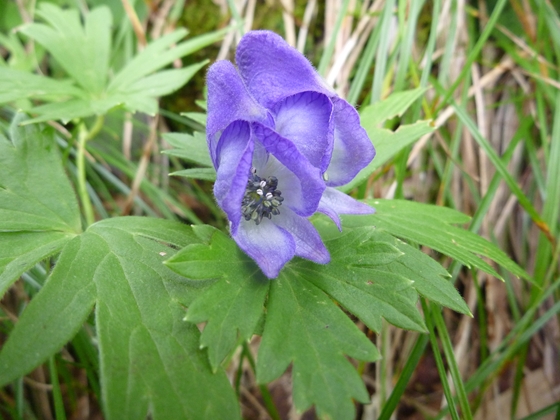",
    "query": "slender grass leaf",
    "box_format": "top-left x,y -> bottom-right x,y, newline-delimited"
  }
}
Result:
0,113 -> 81,233
257,271 -> 380,420
166,227 -> 269,371
0,234 -> 99,386
340,120 -> 434,192
0,231 -> 73,297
